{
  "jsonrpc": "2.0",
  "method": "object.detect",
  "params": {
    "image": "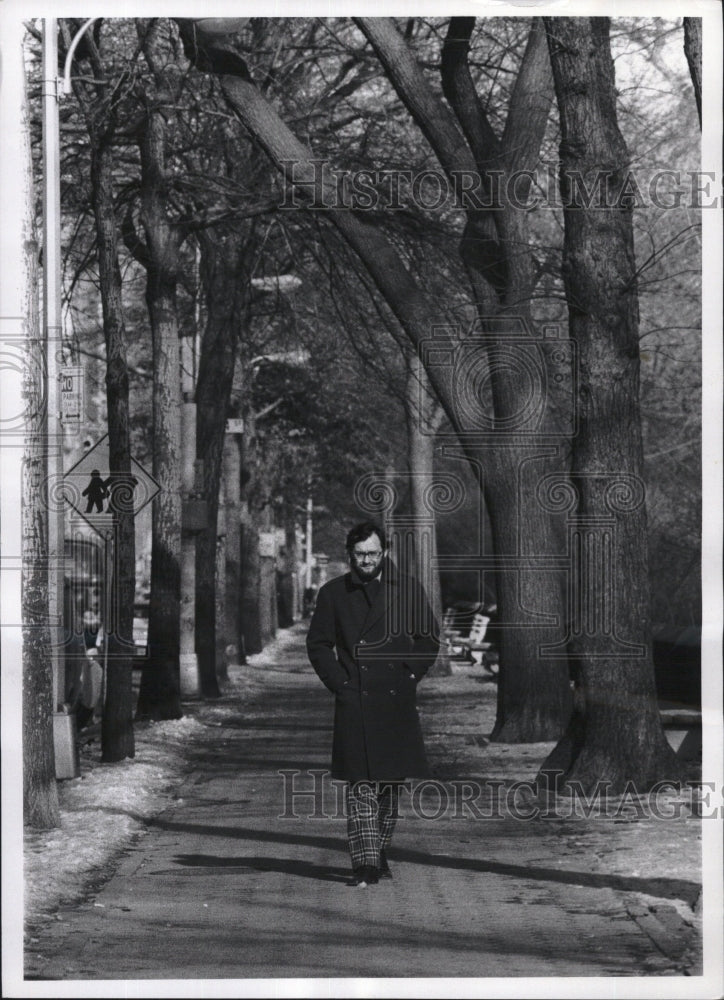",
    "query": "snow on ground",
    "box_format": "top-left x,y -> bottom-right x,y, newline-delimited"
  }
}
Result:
23,626 -> 304,937
24,716 -> 201,934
